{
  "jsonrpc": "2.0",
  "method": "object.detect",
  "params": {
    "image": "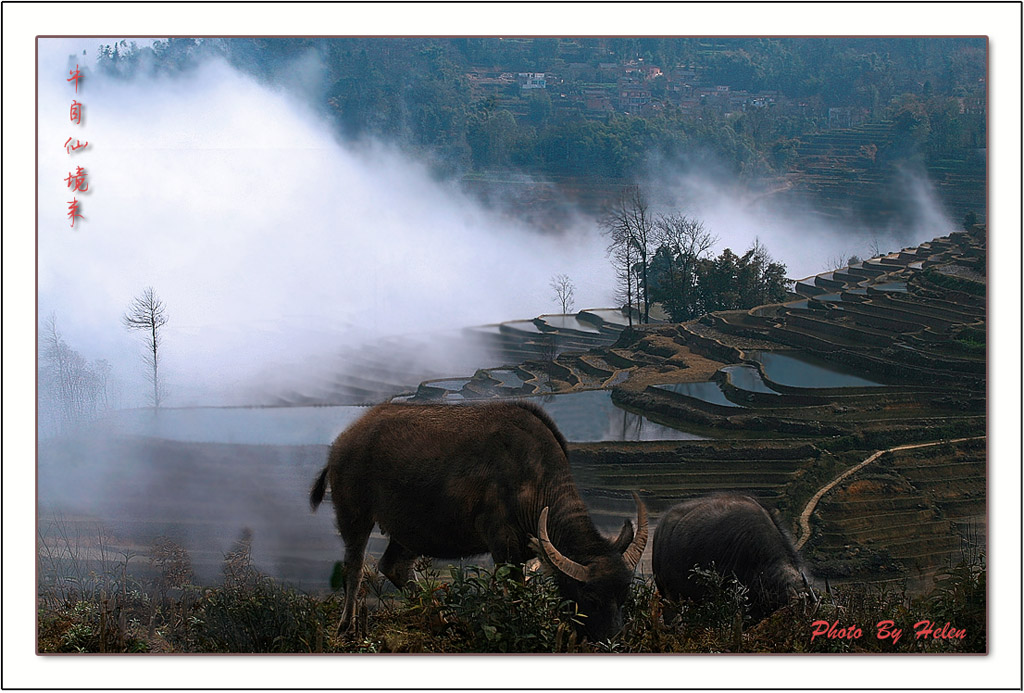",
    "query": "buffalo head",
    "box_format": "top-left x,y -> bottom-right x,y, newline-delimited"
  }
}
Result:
533,491 -> 648,640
